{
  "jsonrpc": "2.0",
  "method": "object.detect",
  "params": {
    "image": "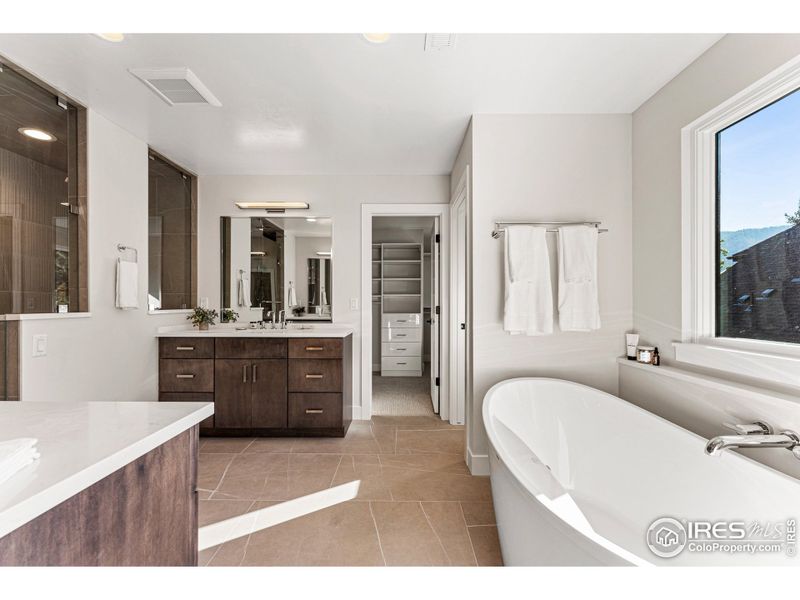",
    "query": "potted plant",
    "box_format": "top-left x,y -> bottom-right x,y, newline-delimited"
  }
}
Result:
222,308 -> 239,323
187,307 -> 218,331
